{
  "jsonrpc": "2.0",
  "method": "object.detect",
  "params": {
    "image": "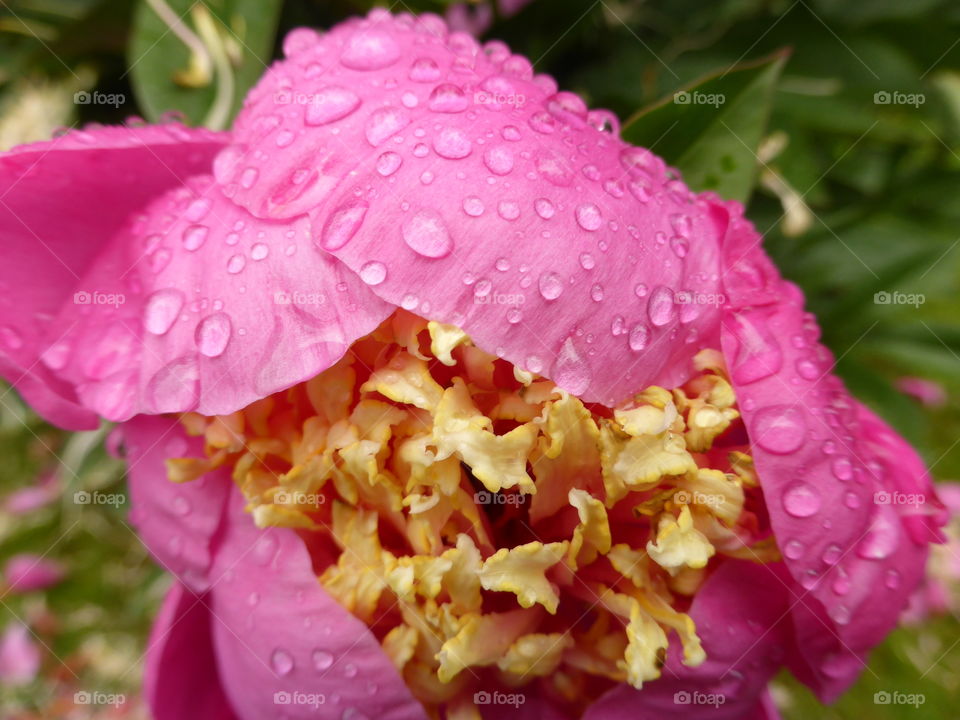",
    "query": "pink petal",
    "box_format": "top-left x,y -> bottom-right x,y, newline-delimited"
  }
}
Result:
0,124 -> 227,429
145,582 -> 238,720
0,623 -> 41,685
125,415 -> 232,593
3,553 -> 64,592
214,10 -> 726,406
41,174 -> 390,421
584,560 -> 790,719
716,198 -> 945,698
207,489 -> 427,720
